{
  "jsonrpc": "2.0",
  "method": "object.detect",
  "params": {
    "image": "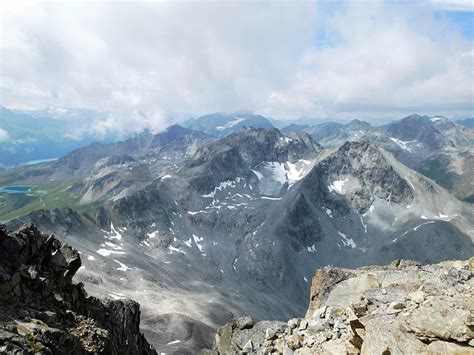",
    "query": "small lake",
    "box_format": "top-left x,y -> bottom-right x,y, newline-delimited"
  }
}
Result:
23,158 -> 58,166
0,186 -> 32,194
